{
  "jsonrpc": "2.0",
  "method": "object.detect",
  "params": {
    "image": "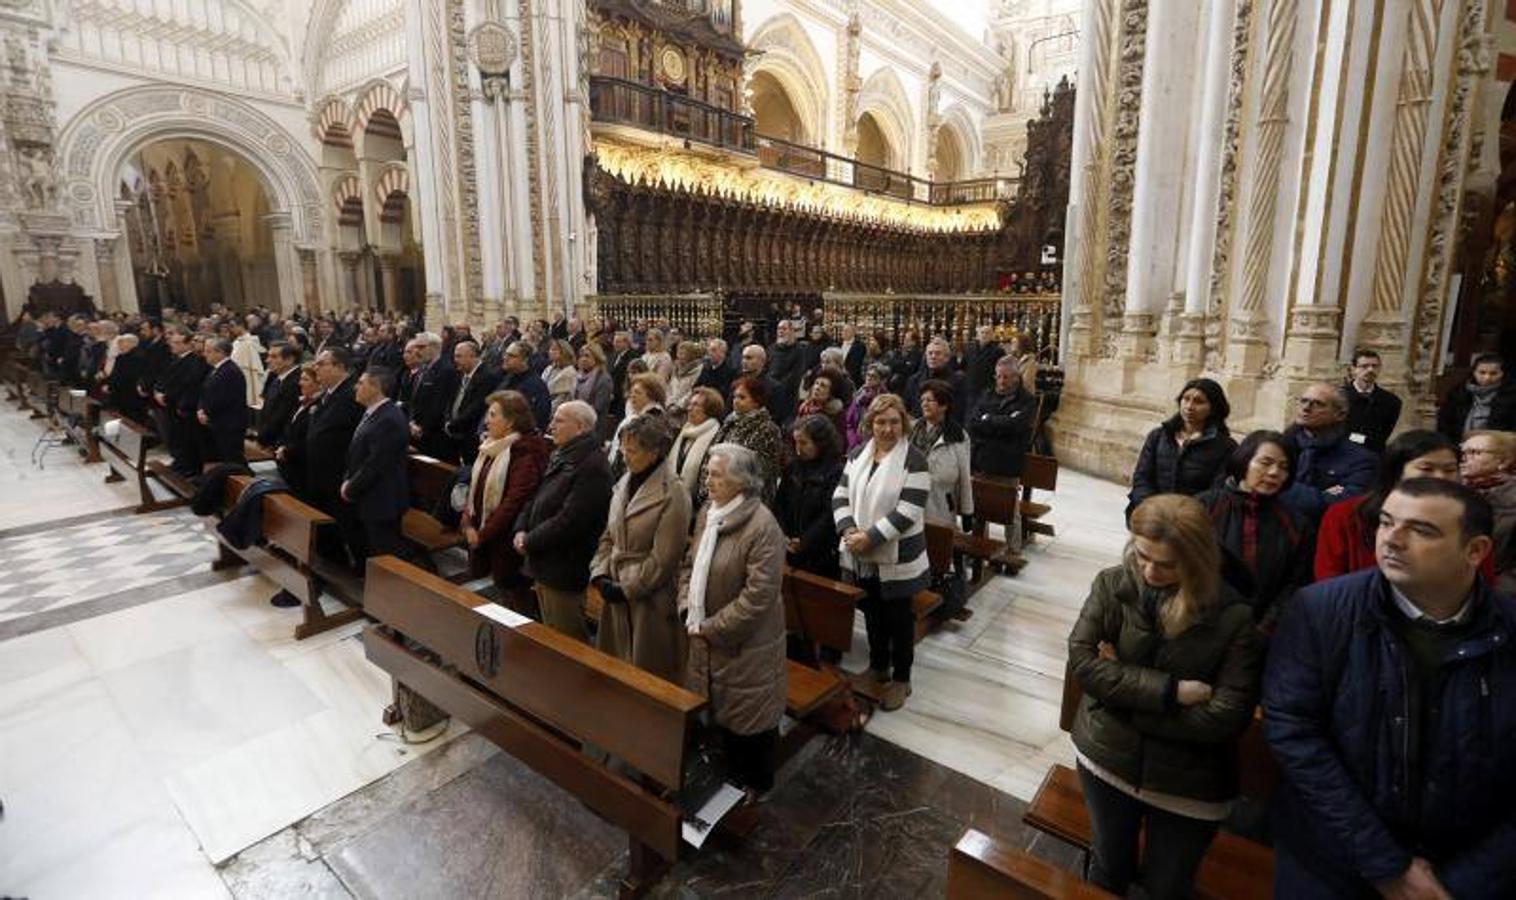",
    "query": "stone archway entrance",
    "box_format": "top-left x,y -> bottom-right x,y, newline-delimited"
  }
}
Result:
54,85 -> 325,315
119,140 -> 278,317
